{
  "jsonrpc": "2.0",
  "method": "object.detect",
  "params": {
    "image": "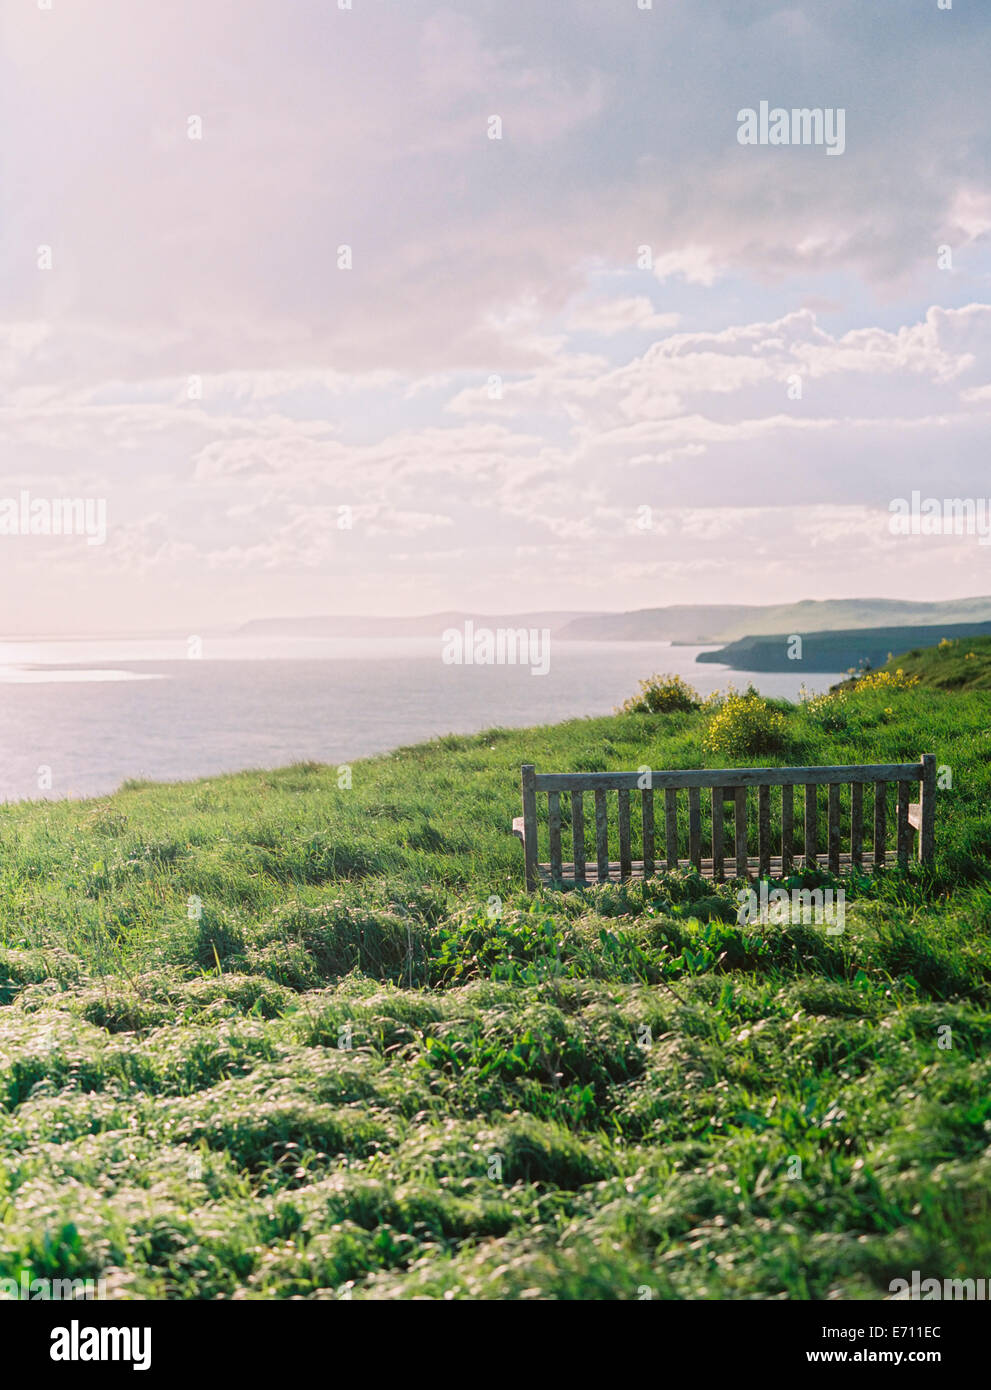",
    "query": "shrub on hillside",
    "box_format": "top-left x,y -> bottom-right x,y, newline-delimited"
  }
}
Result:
618,673 -> 701,714
801,687 -> 852,732
702,690 -> 786,758
848,667 -> 920,692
